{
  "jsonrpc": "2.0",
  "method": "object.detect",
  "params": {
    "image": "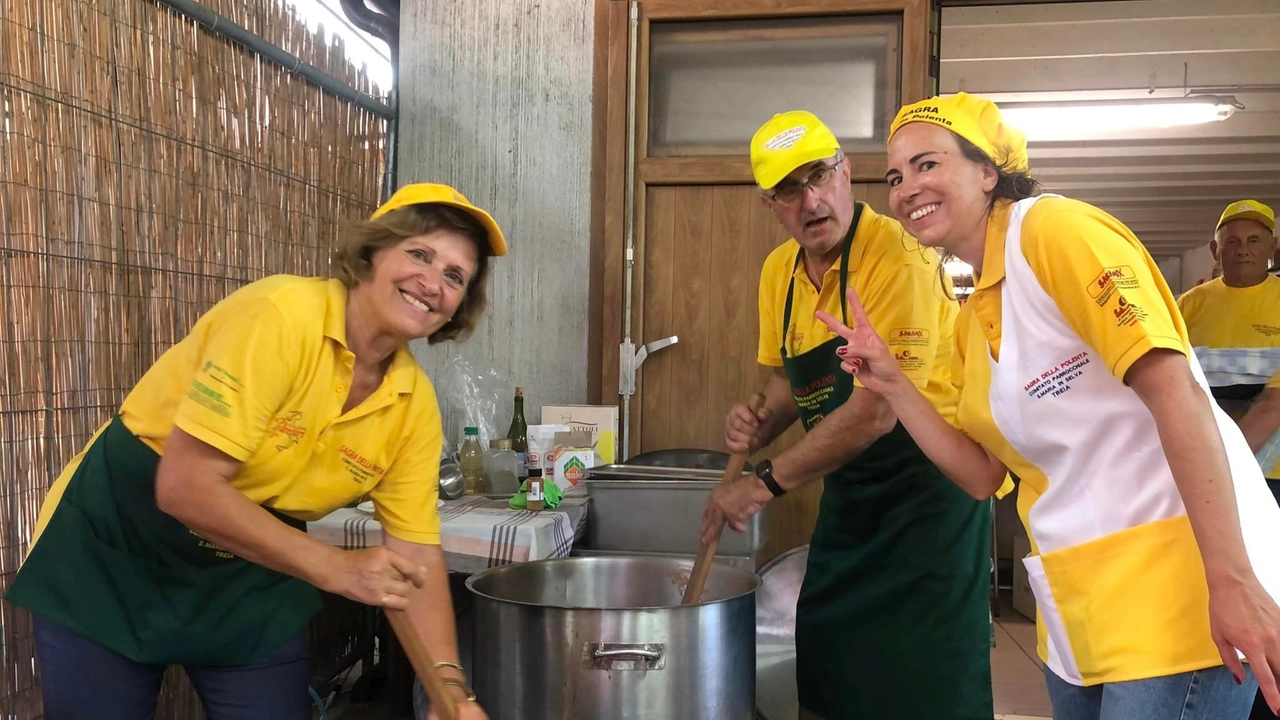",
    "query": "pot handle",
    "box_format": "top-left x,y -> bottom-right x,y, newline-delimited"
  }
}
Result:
594,647 -> 662,661
582,643 -> 665,670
